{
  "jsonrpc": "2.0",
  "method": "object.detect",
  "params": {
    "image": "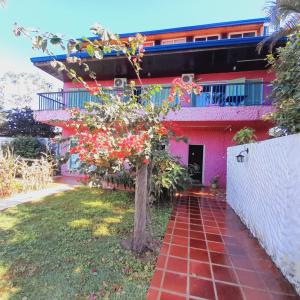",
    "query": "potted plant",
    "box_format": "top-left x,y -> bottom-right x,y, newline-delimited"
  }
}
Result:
233,127 -> 257,145
210,175 -> 219,189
